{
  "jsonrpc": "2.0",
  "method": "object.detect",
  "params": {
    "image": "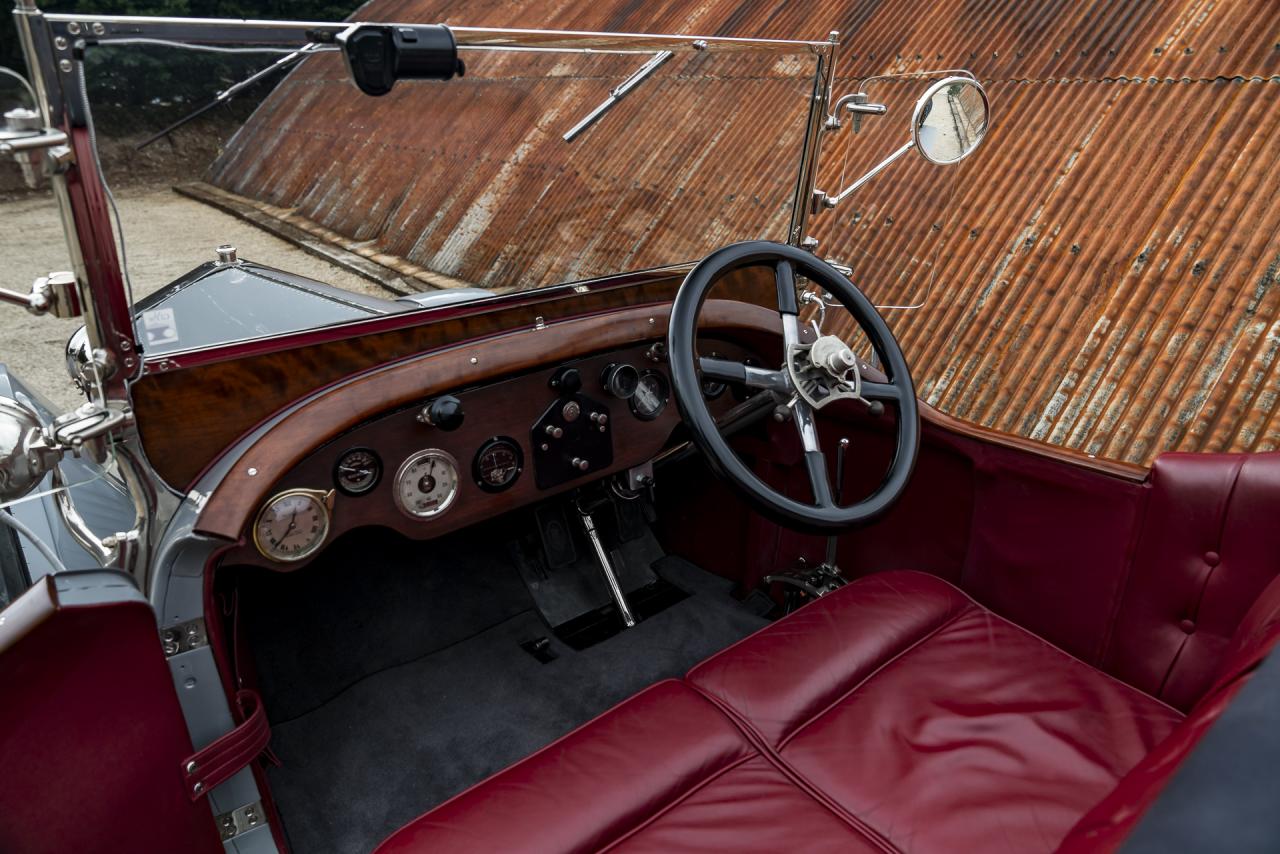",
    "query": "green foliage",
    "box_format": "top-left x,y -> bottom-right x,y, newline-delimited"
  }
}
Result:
1,1 -> 359,112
